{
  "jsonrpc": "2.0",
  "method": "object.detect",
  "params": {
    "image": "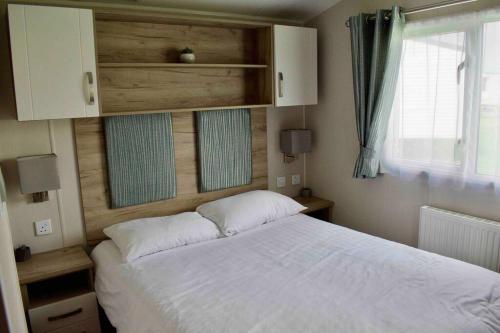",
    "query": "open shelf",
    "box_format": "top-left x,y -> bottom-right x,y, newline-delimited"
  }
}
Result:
99,66 -> 271,114
99,63 -> 268,69
27,270 -> 92,308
